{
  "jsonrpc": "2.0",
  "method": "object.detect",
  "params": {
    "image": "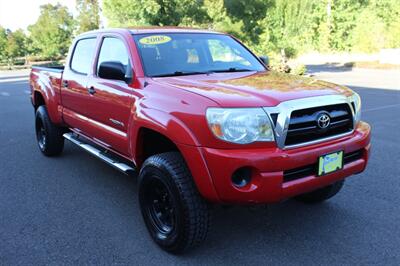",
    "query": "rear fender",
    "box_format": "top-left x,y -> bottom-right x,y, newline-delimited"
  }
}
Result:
31,71 -> 63,124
